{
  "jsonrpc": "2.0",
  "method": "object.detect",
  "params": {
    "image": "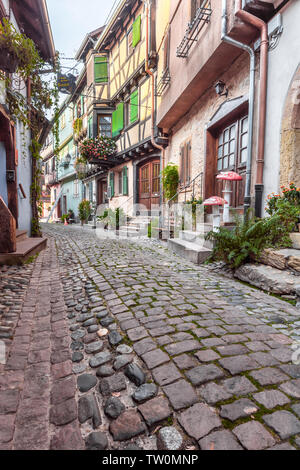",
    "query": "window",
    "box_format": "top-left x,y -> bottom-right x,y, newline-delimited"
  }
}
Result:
152,162 -> 160,195
61,112 -> 66,129
45,162 -> 49,175
94,56 -> 108,84
191,0 -> 202,21
127,27 -> 134,56
98,115 -> 112,137
51,158 -> 56,172
73,179 -> 79,197
217,116 -> 248,172
180,141 -> 191,185
163,30 -> 171,71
